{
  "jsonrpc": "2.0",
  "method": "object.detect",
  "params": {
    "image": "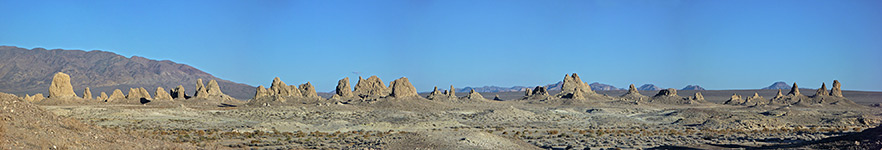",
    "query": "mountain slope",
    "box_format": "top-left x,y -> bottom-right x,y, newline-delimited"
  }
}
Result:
0,46 -> 255,99
763,81 -> 790,89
